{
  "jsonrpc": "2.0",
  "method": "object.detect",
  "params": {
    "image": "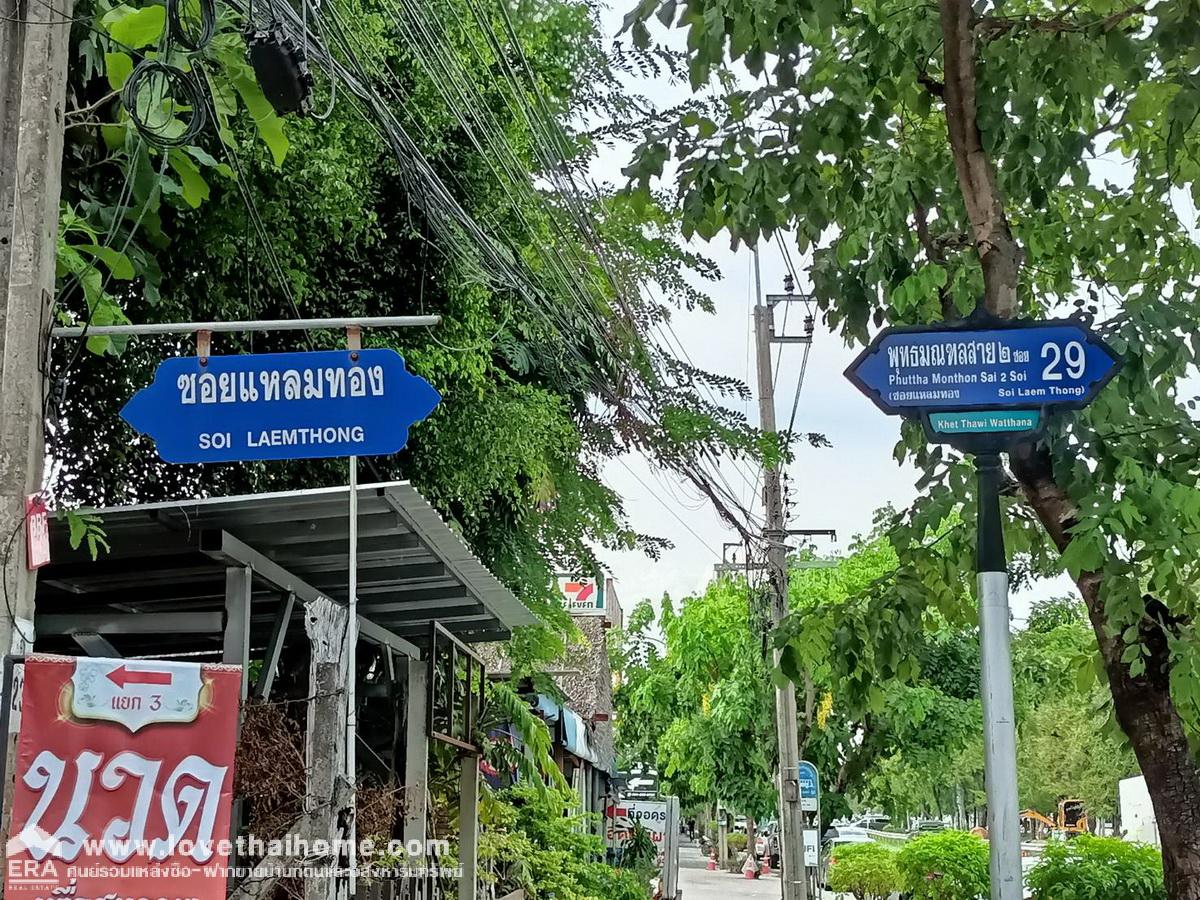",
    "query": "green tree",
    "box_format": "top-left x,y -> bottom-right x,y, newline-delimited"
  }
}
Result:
1017,693 -> 1137,821
1026,596 -> 1088,635
783,534 -> 983,820
612,583 -> 778,819
51,0 -> 769,676
622,0 -> 1200,889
